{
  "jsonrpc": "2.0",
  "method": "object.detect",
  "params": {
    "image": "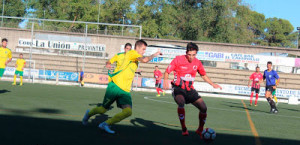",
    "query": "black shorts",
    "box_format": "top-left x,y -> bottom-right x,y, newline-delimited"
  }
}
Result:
251,87 -> 260,94
80,76 -> 83,81
172,85 -> 201,104
155,83 -> 161,88
265,85 -> 275,93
